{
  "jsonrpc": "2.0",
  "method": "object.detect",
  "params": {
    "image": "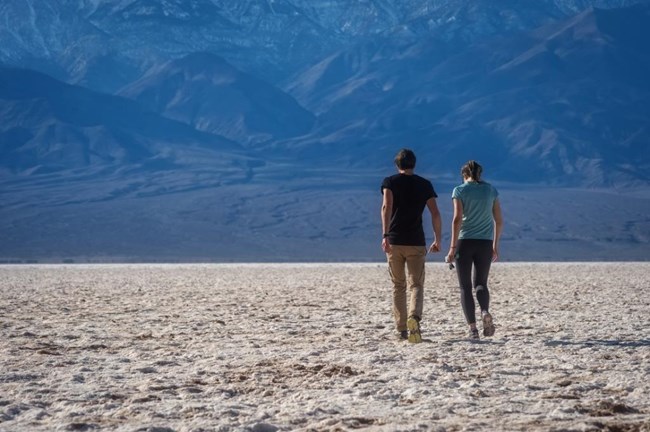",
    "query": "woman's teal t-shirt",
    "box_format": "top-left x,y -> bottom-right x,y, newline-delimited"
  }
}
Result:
452,181 -> 499,240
